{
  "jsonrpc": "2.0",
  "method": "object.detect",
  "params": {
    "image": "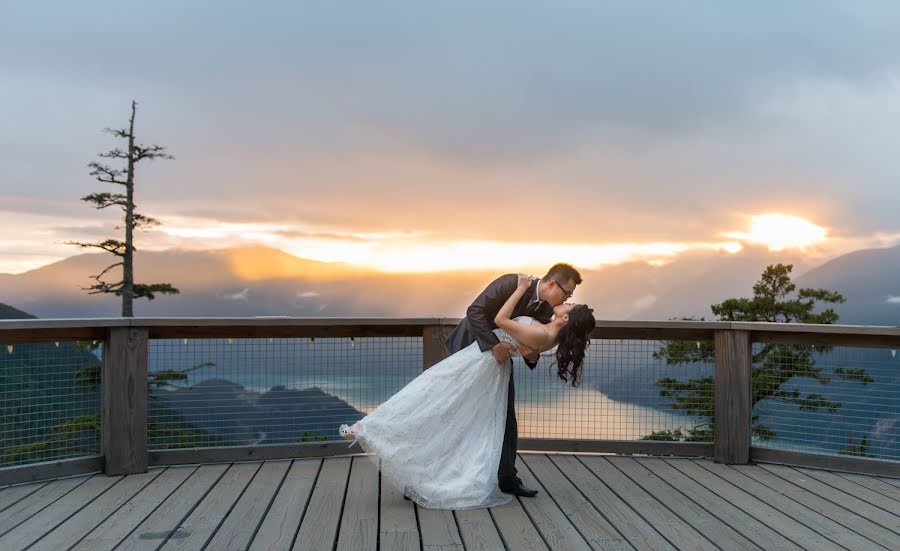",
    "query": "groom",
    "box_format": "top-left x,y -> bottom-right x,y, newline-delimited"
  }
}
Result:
447,263 -> 581,497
